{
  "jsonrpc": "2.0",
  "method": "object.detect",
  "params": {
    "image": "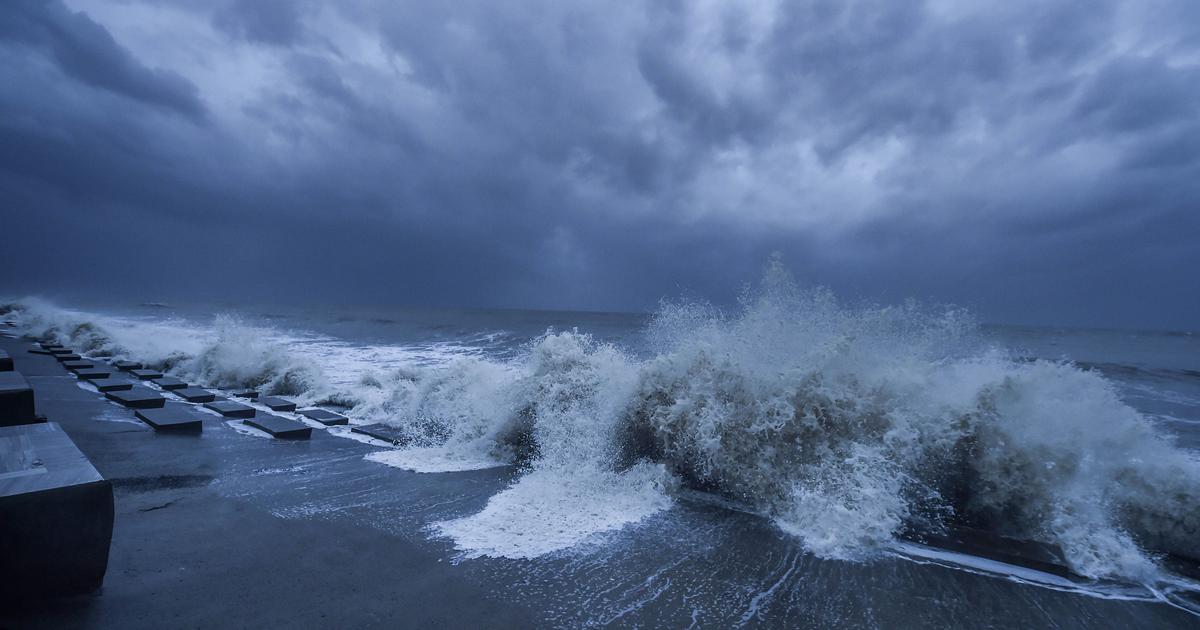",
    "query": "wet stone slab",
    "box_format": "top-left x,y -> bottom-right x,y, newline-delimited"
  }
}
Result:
62,360 -> 94,370
130,369 -> 164,381
113,361 -> 143,371
258,396 -> 296,412
298,408 -> 349,426
244,414 -> 312,440
74,368 -> 112,380
0,371 -> 37,426
86,378 -> 134,392
152,377 -> 188,391
173,387 -> 216,404
0,422 -> 114,598
104,388 -> 166,409
204,400 -> 256,418
135,404 -> 203,433
350,423 -> 408,446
